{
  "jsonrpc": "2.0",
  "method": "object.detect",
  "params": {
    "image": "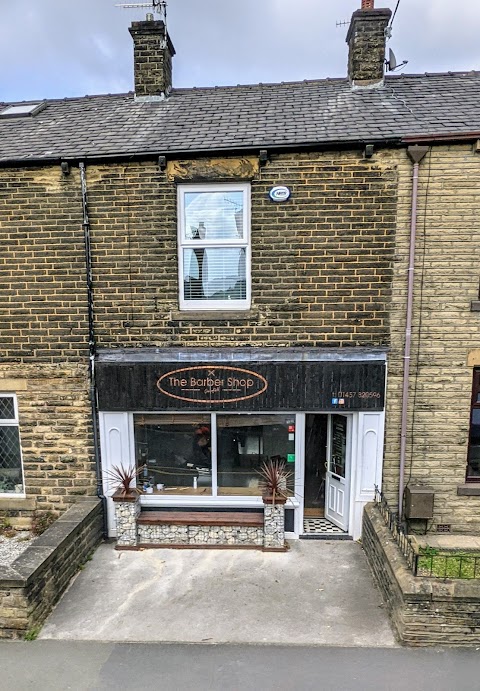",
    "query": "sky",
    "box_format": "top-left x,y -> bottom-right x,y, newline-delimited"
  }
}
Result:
1,0 -> 480,102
